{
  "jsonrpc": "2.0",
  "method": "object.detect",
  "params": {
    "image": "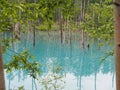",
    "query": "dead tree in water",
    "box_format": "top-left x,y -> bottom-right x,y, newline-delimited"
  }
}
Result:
59,9 -> 63,44
33,0 -> 37,48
